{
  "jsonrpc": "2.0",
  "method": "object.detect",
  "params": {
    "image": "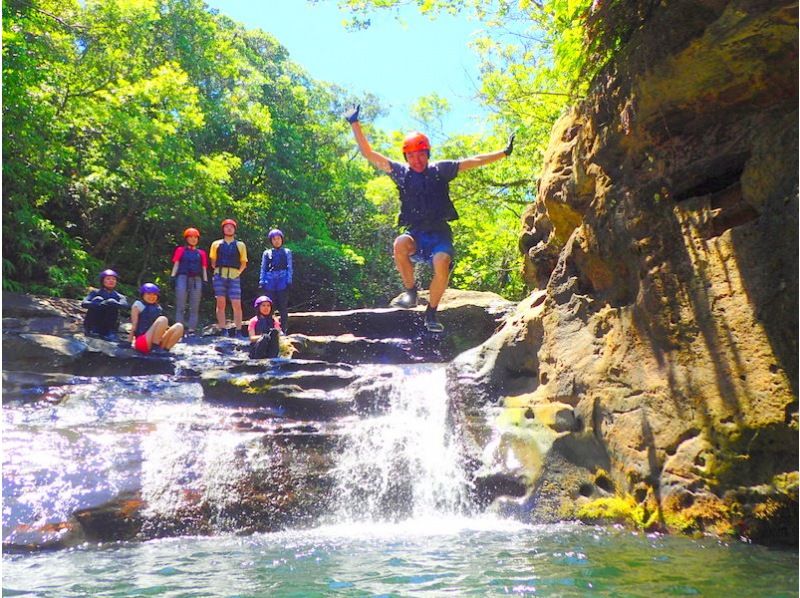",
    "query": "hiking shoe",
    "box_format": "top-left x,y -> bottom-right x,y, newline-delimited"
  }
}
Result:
393,287 -> 418,308
424,311 -> 444,333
